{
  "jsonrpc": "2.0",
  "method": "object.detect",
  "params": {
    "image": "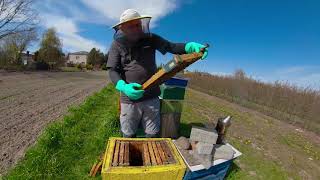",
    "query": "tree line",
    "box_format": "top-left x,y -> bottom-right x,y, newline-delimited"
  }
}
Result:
184,70 -> 320,134
0,0 -> 107,70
